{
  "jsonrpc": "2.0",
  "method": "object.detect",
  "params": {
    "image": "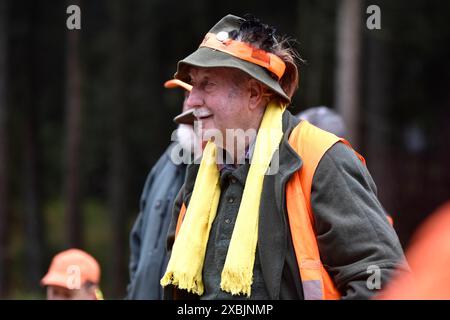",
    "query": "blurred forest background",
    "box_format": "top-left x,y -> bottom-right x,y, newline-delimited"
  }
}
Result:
0,0 -> 449,299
